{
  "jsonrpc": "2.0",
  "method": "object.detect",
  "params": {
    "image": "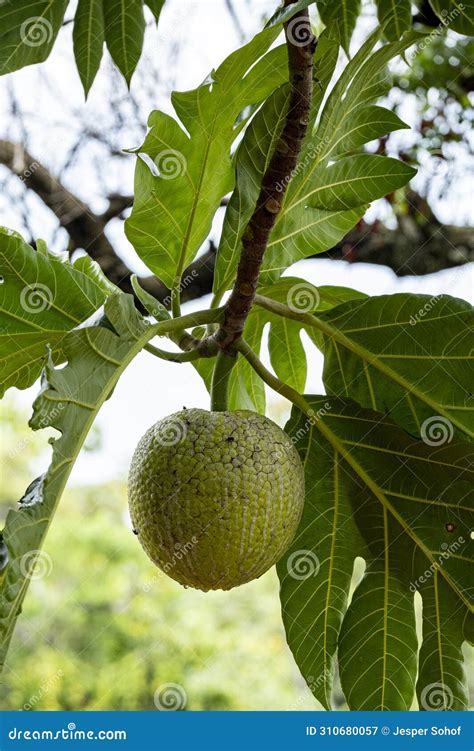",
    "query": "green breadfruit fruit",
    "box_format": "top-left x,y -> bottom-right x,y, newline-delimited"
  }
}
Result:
128,408 -> 305,591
